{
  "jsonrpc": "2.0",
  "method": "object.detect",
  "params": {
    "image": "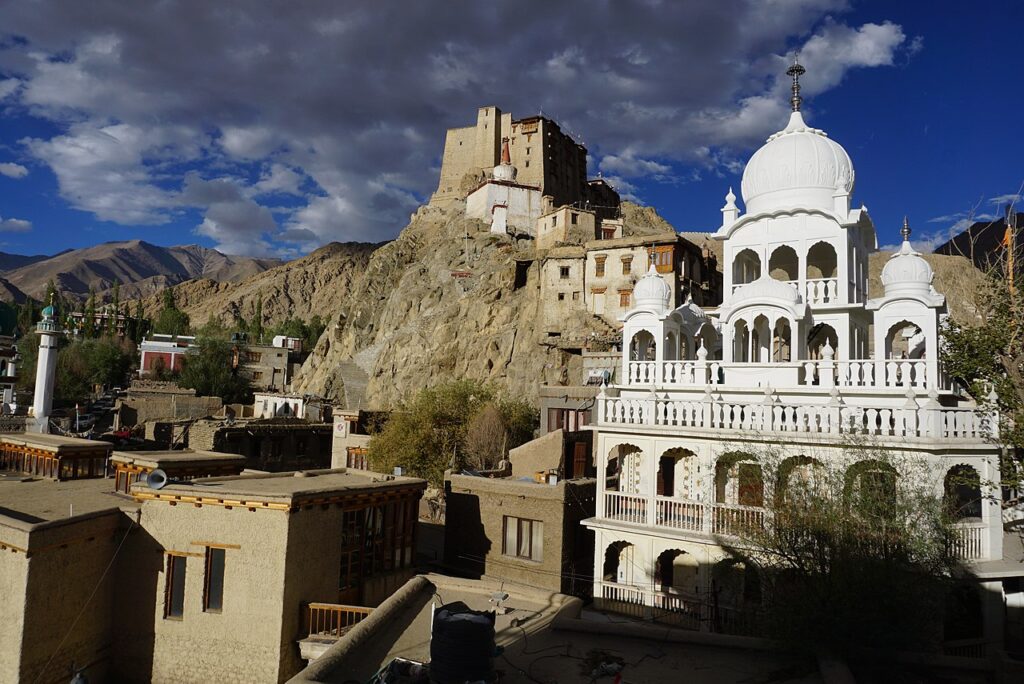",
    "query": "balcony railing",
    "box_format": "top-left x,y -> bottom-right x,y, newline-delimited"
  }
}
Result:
596,581 -> 759,635
655,496 -> 703,532
605,492 -> 763,539
949,522 -> 988,561
597,393 -> 995,441
626,359 -> 947,392
731,277 -> 838,305
305,602 -> 373,639
604,491 -> 648,525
